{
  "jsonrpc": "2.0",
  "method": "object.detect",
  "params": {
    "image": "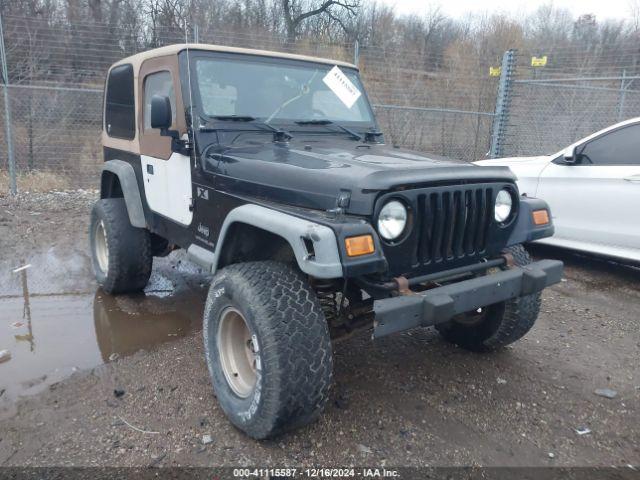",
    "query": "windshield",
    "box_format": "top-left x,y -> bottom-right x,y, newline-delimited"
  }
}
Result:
193,54 -> 375,126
